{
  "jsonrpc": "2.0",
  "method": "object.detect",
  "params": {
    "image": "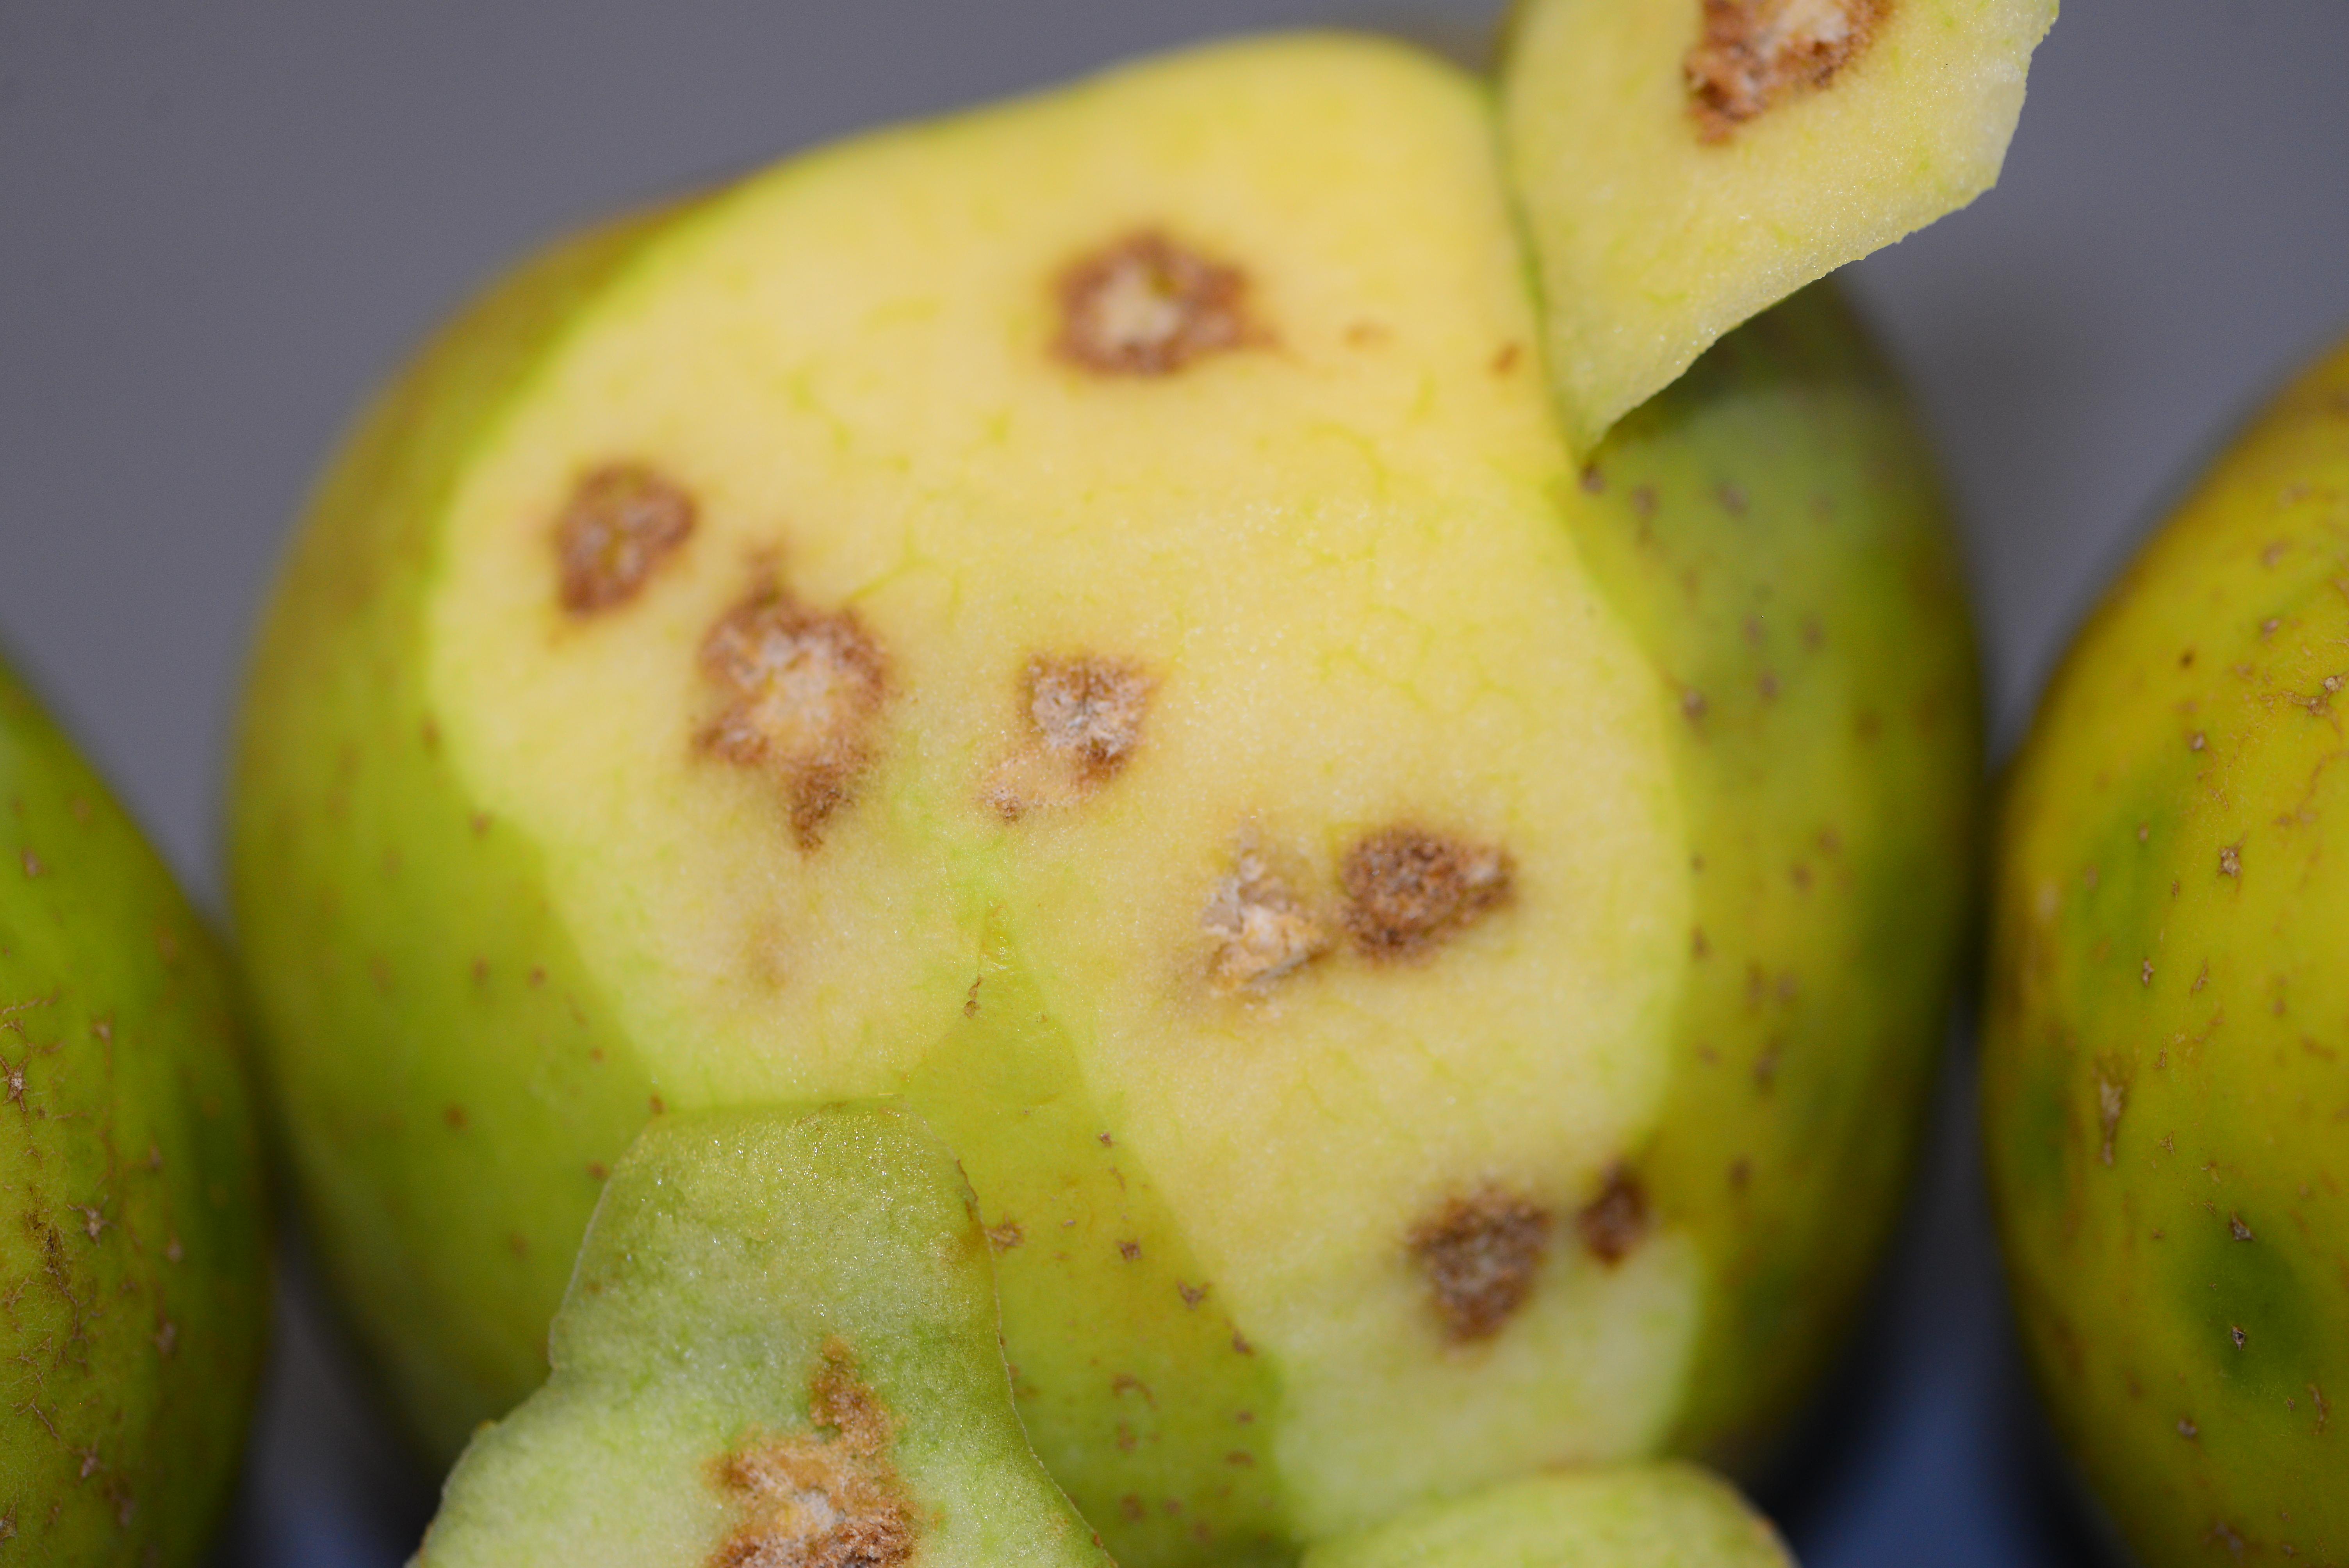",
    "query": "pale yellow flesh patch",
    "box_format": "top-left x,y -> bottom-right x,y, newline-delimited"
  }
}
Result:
1502,0 -> 2054,451
429,32 -> 1693,1526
